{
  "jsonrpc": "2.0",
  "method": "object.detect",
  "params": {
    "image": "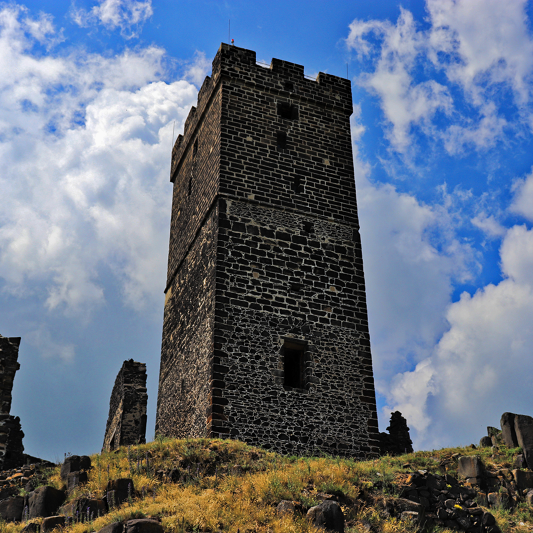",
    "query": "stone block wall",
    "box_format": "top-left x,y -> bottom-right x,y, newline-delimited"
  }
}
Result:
156,44 -> 380,457
103,360 -> 148,451
0,335 -> 25,469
